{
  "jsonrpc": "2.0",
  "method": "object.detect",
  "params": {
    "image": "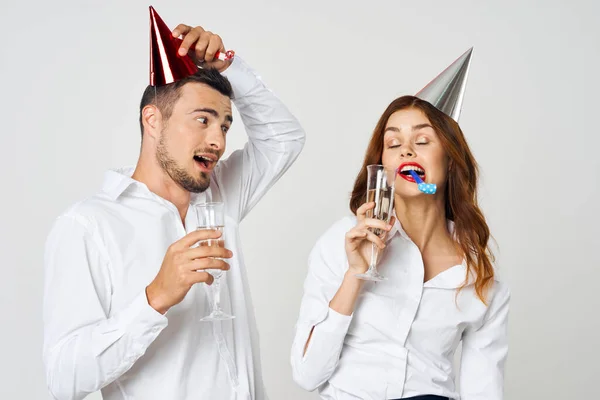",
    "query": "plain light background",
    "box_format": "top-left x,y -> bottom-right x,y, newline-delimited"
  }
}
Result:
1,0 -> 599,398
